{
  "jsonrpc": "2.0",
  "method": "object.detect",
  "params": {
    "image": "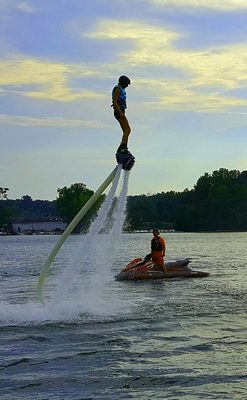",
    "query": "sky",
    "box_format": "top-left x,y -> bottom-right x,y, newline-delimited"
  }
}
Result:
1,0 -> 247,200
